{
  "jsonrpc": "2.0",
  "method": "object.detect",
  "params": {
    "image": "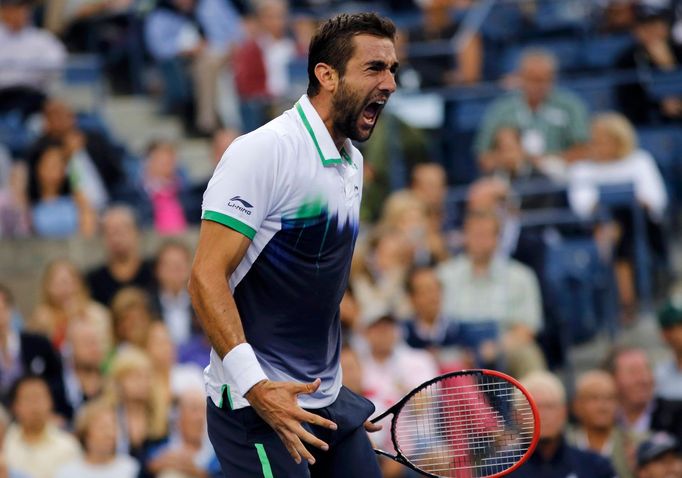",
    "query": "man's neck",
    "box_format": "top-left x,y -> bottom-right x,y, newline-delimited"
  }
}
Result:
86,452 -> 115,466
584,426 -> 612,453
622,401 -> 648,426
537,436 -> 561,461
109,254 -> 140,280
470,256 -> 492,276
309,94 -> 346,151
371,349 -> 392,364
